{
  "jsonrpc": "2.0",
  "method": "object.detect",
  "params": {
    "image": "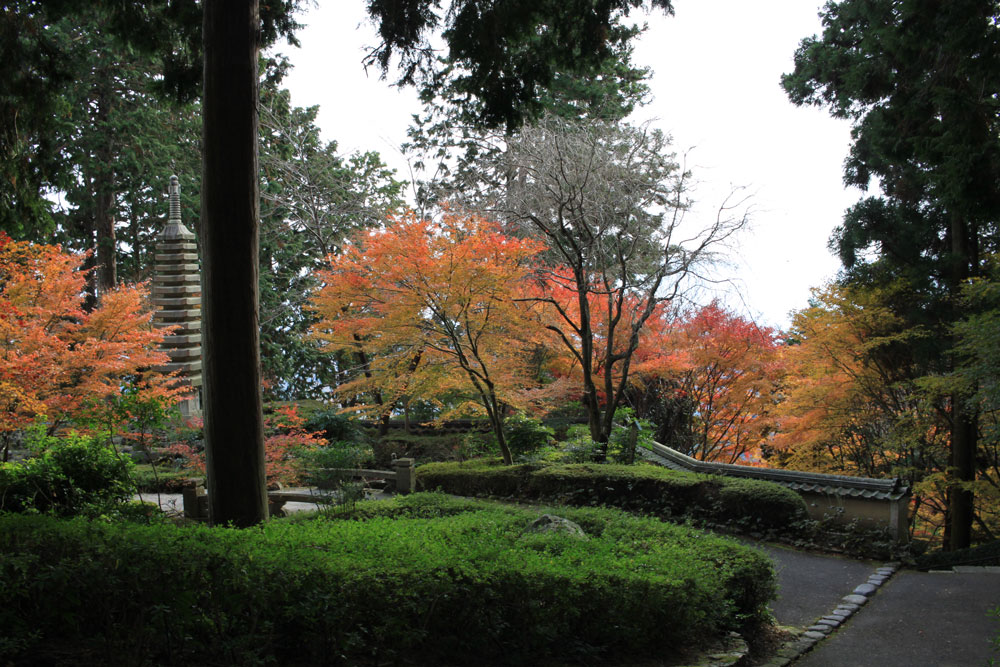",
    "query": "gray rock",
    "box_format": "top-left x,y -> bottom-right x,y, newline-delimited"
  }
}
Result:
842,594 -> 868,605
818,617 -> 842,627
807,625 -> 833,634
777,646 -> 803,659
867,575 -> 887,585
793,637 -> 818,651
803,631 -> 827,640
853,583 -> 879,596
762,659 -> 793,667
522,514 -> 588,539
